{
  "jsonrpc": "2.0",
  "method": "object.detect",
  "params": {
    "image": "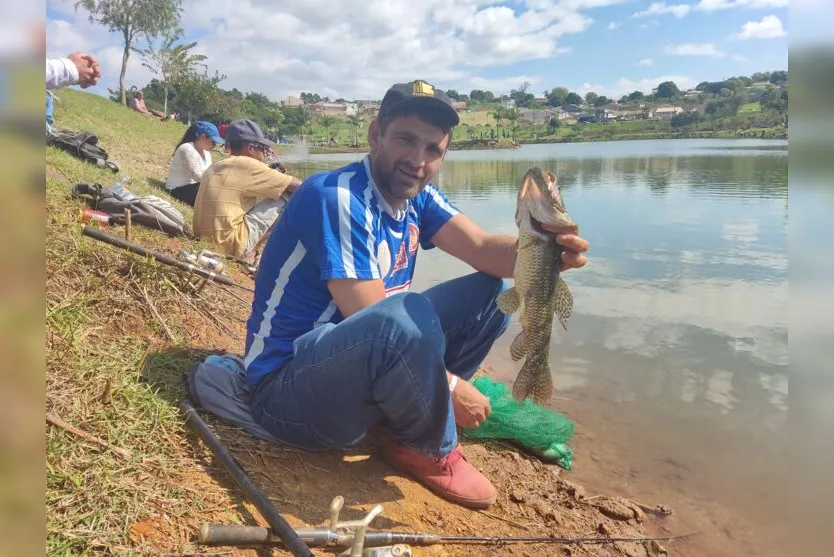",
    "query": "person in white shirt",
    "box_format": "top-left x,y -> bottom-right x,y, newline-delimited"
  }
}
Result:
165,121 -> 225,206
